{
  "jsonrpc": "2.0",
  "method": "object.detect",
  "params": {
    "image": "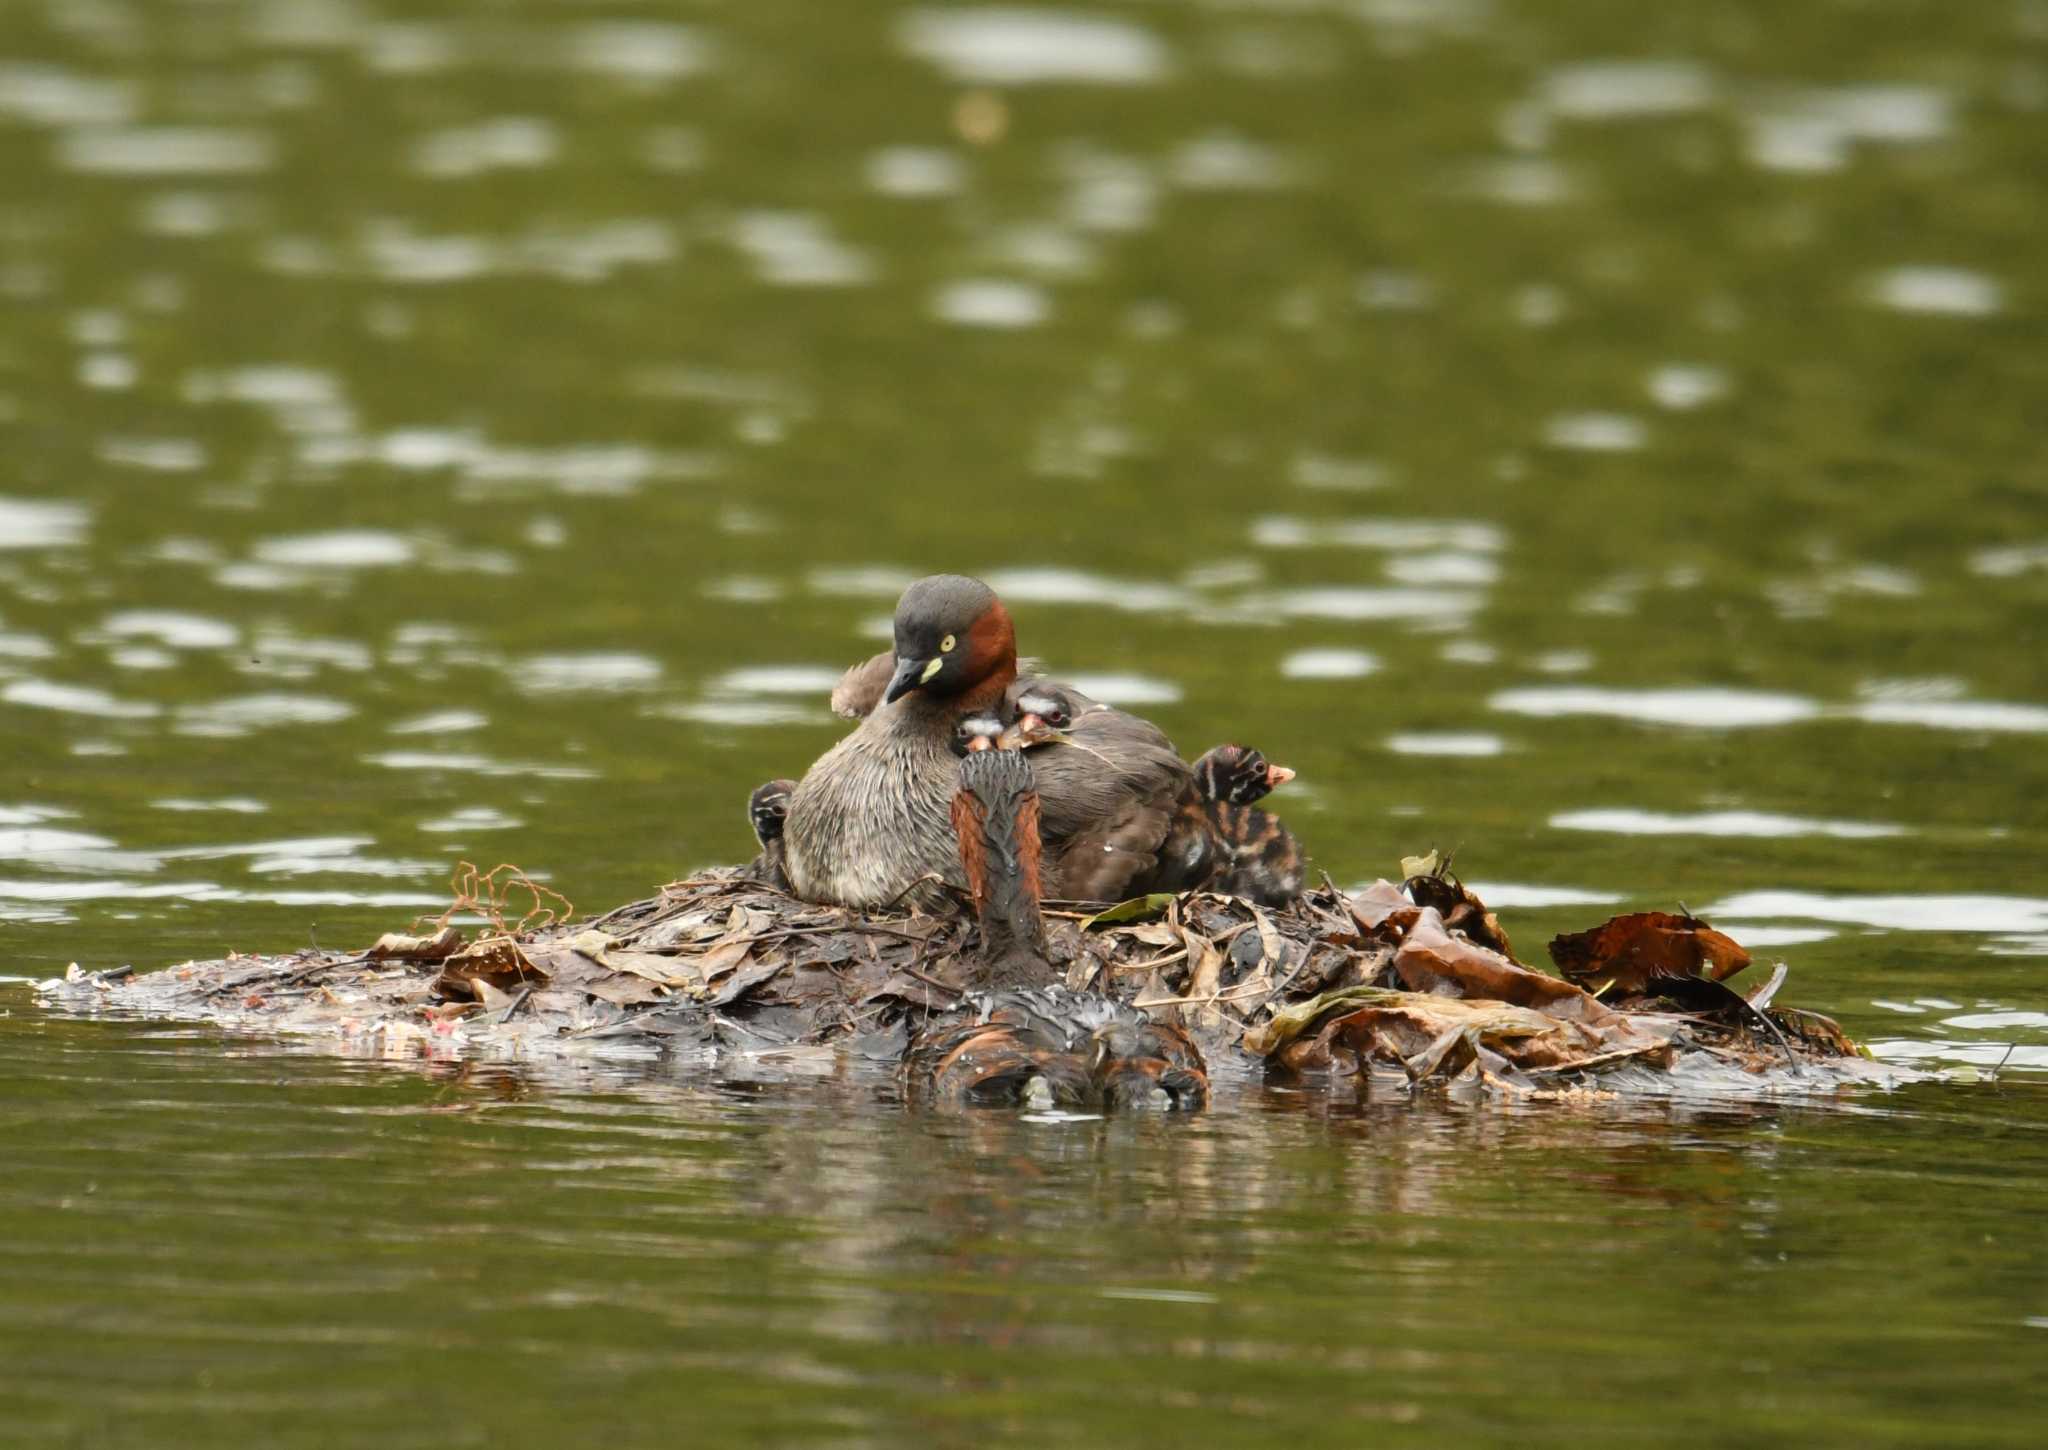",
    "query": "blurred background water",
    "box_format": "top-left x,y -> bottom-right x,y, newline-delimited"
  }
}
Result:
1,1 -> 2044,1444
